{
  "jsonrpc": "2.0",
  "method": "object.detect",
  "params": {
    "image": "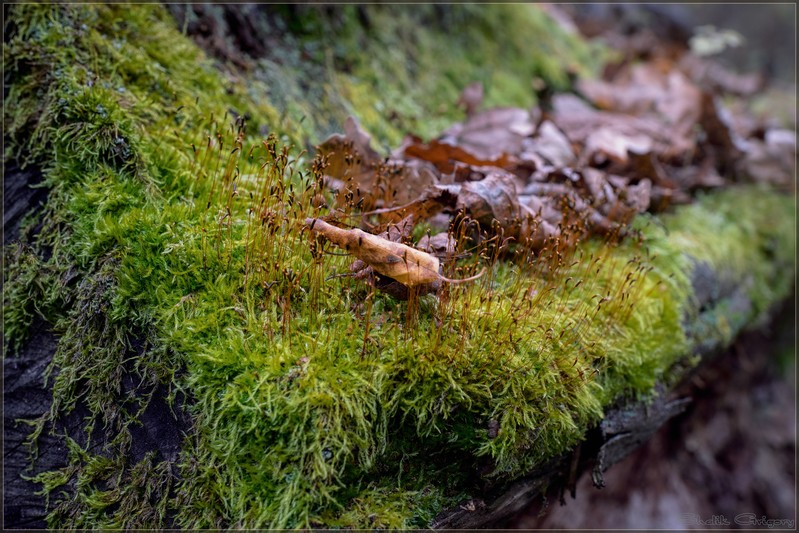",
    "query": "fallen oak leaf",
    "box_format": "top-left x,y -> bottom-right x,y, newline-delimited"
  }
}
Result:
370,158 -> 440,210
580,126 -> 653,167
306,218 -> 485,291
736,129 -> 796,189
522,120 -> 576,167
359,184 -> 460,224
417,232 -> 457,258
439,107 -> 535,161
